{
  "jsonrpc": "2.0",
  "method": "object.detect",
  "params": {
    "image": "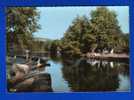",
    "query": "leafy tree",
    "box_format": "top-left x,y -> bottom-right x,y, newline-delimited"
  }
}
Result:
89,7 -> 122,52
61,7 -> 129,58
115,34 -> 129,53
61,16 -> 90,57
50,40 -> 61,56
6,7 -> 40,53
